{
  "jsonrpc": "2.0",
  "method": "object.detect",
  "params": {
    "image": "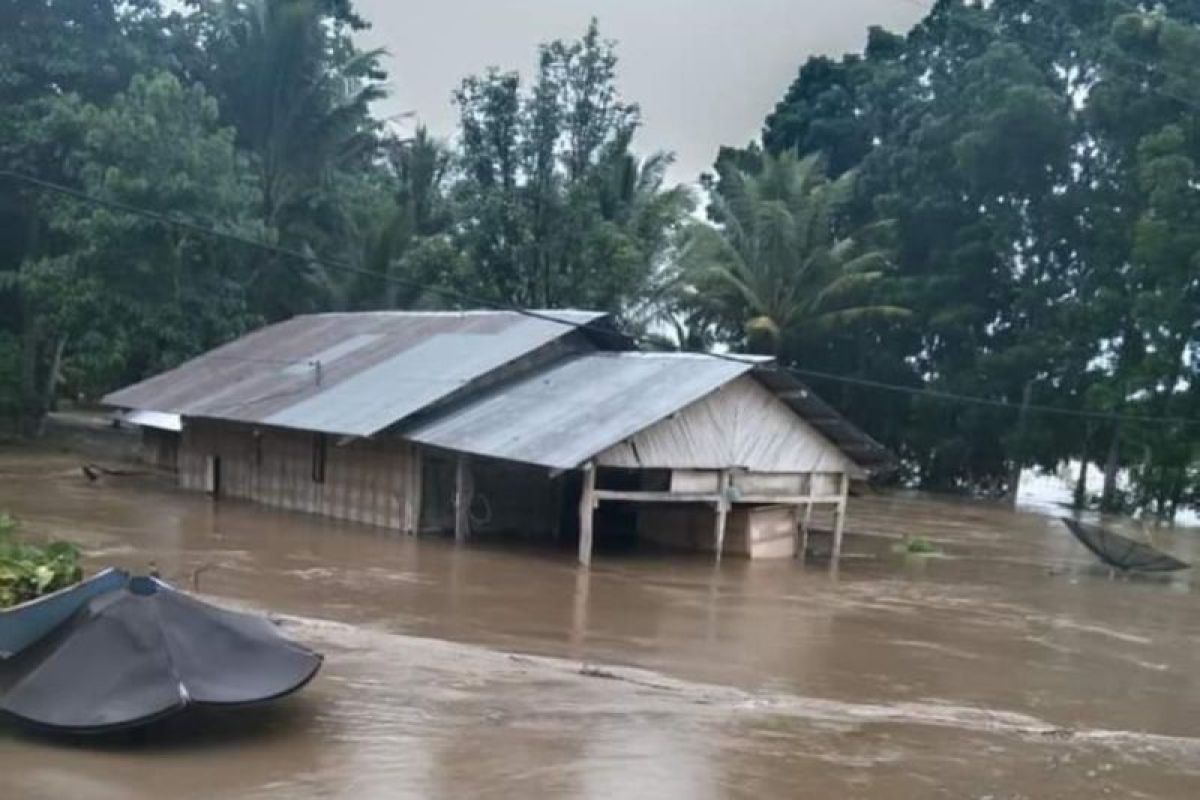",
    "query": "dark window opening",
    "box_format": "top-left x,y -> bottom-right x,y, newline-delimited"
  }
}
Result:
595,466 -> 669,492
312,433 -> 327,483
207,455 -> 222,498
